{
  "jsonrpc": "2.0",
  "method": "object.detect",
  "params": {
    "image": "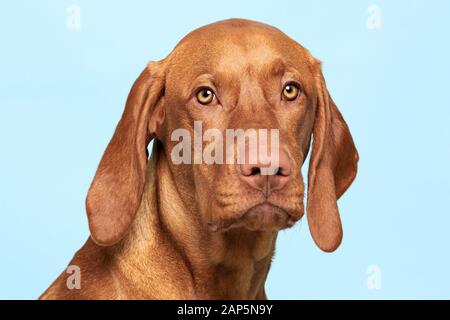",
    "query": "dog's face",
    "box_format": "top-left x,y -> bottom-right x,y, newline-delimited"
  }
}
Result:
86,19 -> 358,252
160,22 -> 317,232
